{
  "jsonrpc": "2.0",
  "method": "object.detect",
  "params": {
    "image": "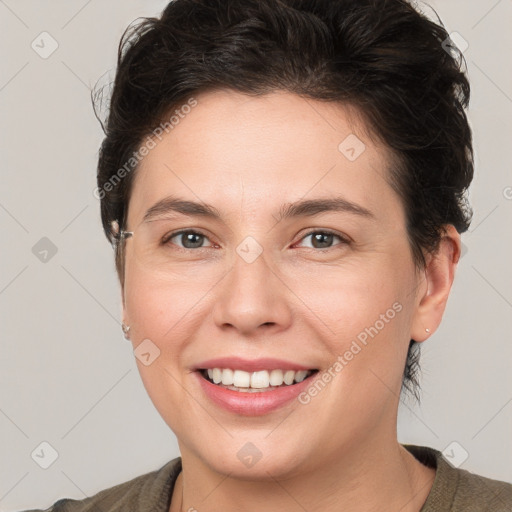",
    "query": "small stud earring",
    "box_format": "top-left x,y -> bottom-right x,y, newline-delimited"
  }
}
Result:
122,323 -> 131,340
425,328 -> 431,333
